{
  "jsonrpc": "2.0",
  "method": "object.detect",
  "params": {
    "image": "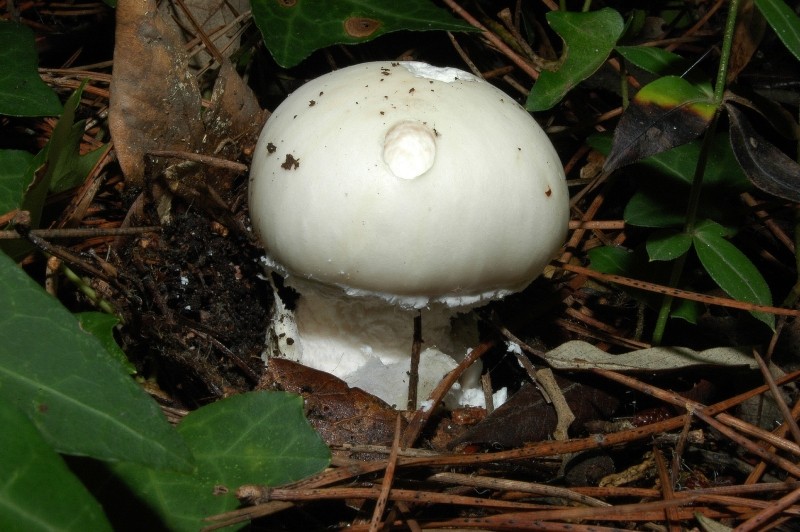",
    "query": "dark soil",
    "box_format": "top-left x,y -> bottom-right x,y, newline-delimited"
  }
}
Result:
118,197 -> 270,407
